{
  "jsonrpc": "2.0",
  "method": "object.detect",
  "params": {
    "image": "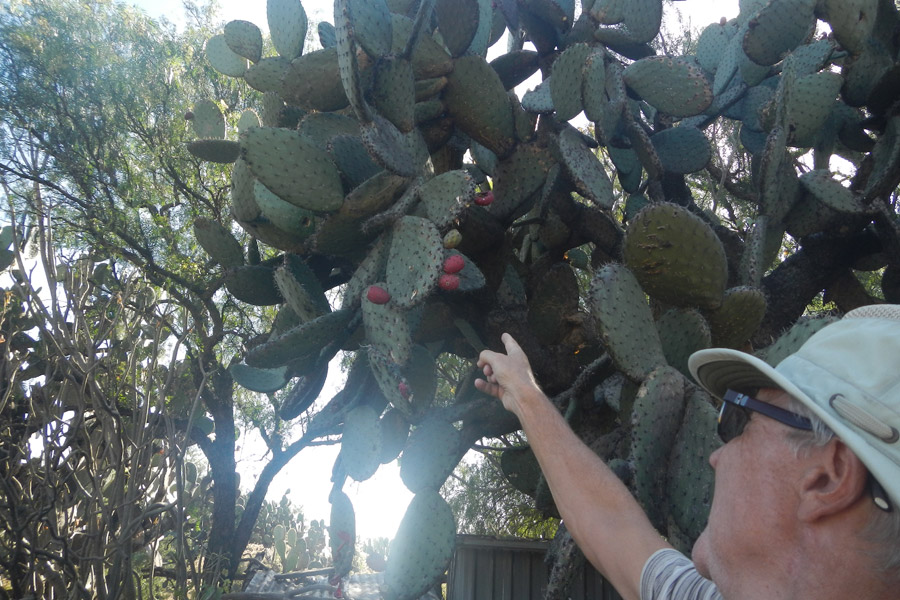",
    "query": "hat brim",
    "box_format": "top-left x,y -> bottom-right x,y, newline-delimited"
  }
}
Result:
688,348 -> 818,412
